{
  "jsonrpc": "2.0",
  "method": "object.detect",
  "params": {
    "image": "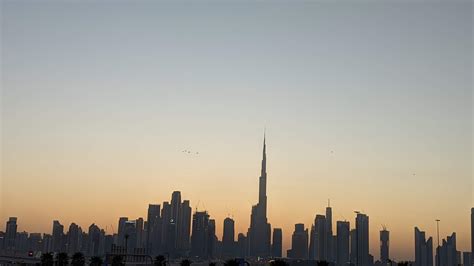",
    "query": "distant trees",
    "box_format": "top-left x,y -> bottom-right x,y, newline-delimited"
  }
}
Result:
71,252 -> 85,266
41,252 -> 54,266
90,256 -> 104,266
180,259 -> 192,266
154,255 -> 166,266
111,255 -> 124,266
270,259 -> 289,266
224,259 -> 240,266
56,252 -> 69,266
